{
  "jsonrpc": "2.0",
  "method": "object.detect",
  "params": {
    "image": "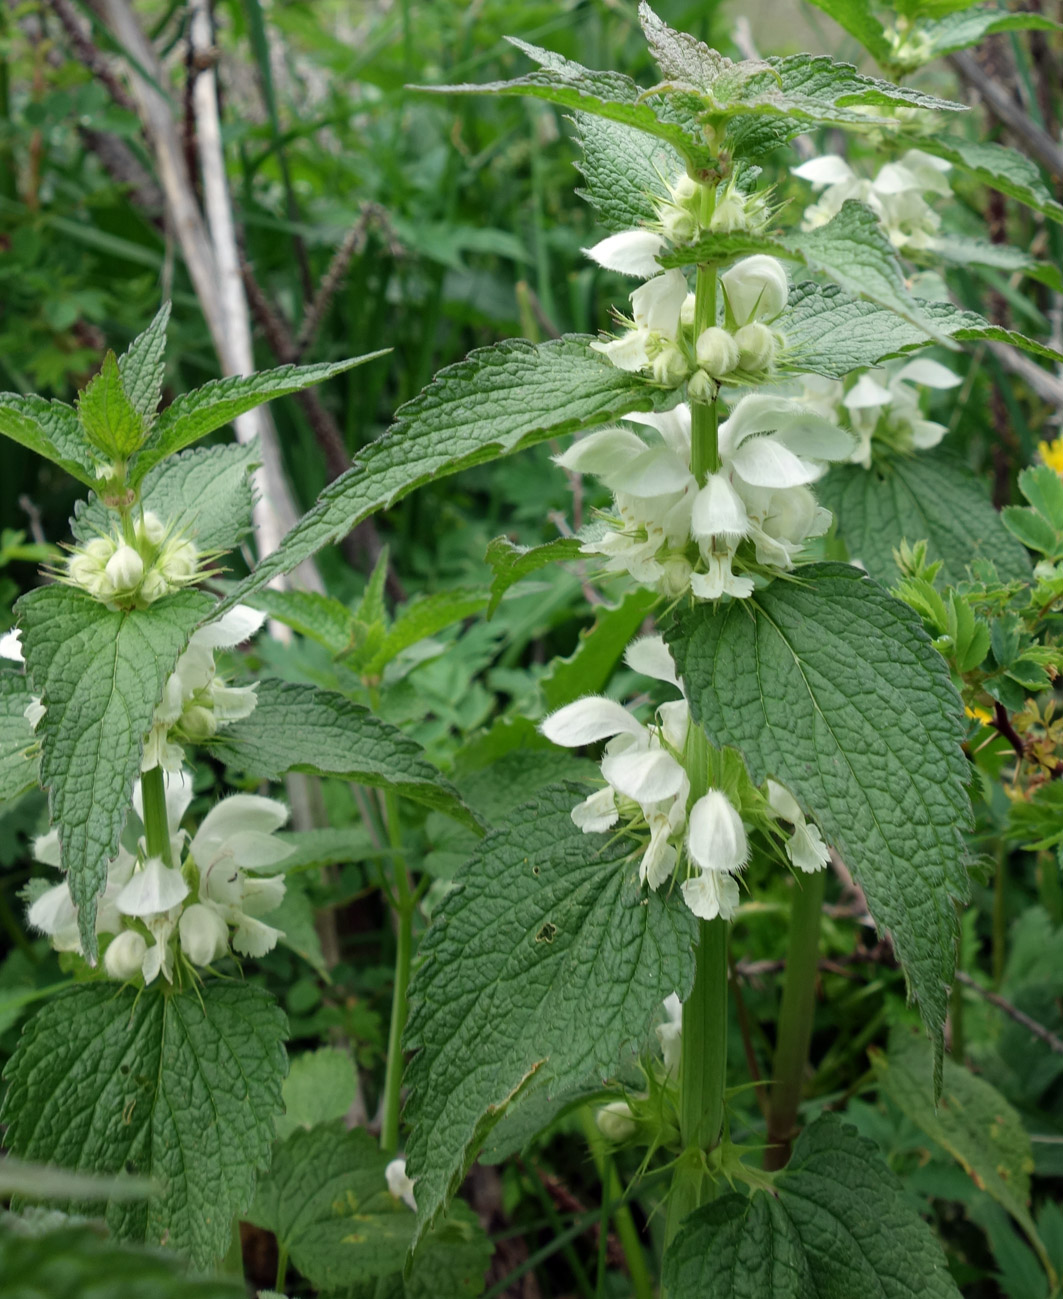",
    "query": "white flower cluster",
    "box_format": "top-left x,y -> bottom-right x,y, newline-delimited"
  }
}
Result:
793,150 -> 952,251
385,1158 -> 417,1211
558,395 -> 853,600
66,511 -> 201,607
143,606 -> 263,772
25,771 -> 292,983
0,629 -> 44,731
540,637 -> 829,924
794,357 -> 960,469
